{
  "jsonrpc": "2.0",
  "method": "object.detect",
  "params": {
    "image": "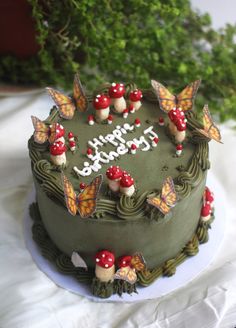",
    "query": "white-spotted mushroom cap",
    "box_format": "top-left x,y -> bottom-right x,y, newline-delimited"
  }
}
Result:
120,174 -> 134,188
106,166 -> 123,180
50,141 -> 67,155
117,255 -> 132,268
93,94 -> 111,110
129,89 -> 143,102
108,83 -> 125,98
95,250 -> 115,268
